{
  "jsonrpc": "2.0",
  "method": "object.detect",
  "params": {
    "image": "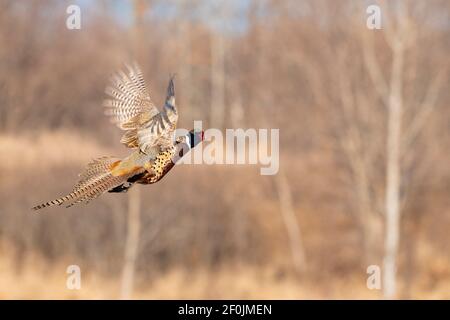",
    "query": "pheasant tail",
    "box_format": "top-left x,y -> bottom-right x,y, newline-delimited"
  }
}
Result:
32,157 -> 133,211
